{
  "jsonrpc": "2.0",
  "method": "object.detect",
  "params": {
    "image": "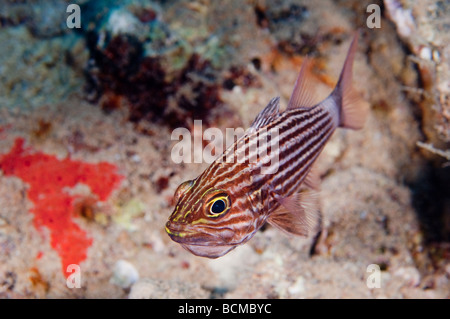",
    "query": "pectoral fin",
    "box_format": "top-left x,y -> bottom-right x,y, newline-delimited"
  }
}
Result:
268,188 -> 321,237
